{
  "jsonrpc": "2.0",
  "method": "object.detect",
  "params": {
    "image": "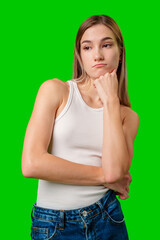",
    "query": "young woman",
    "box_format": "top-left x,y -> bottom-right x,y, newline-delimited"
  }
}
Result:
22,15 -> 139,240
